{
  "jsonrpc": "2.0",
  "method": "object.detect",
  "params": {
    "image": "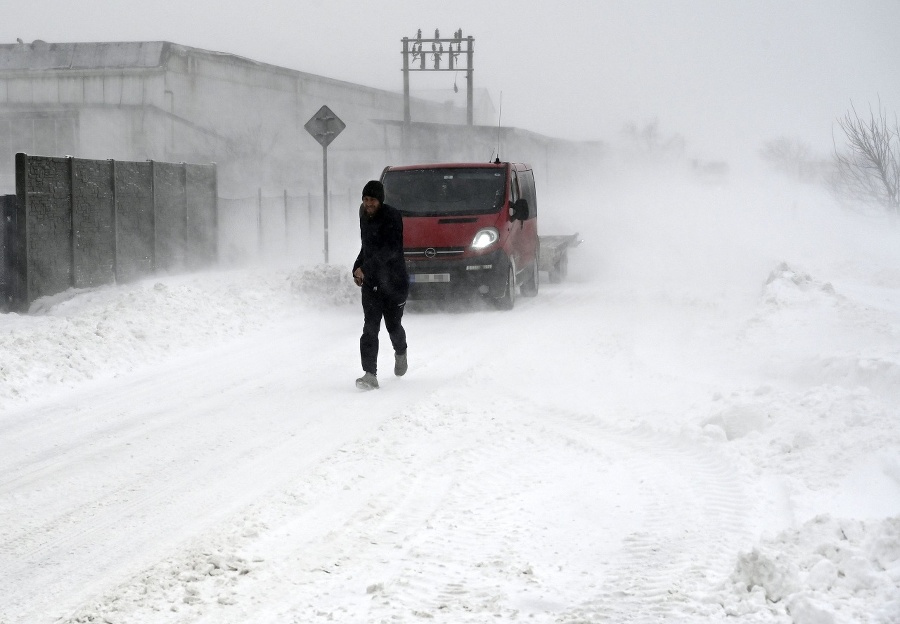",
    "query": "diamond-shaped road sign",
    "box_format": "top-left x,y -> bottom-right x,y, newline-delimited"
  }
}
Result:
304,105 -> 345,147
